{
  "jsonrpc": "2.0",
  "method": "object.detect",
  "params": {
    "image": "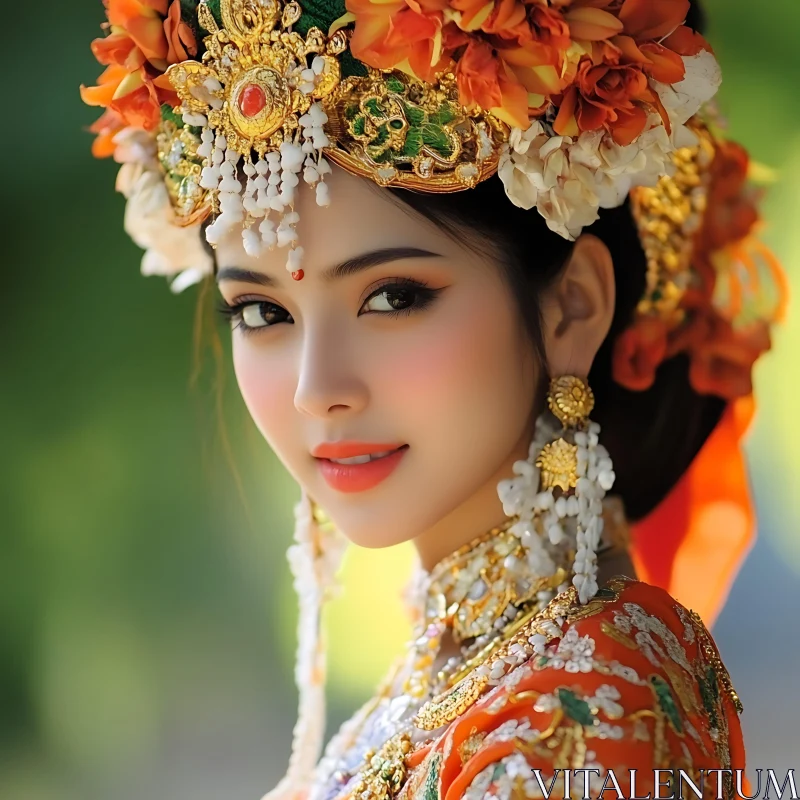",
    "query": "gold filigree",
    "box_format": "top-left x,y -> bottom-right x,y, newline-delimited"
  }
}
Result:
350,732 -> 413,800
457,732 -> 487,765
689,610 -> 743,714
630,123 -> 716,325
536,438 -> 579,492
166,0 -> 341,157
414,671 -> 489,731
548,375 -> 595,428
156,118 -> 211,226
324,70 -> 508,192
